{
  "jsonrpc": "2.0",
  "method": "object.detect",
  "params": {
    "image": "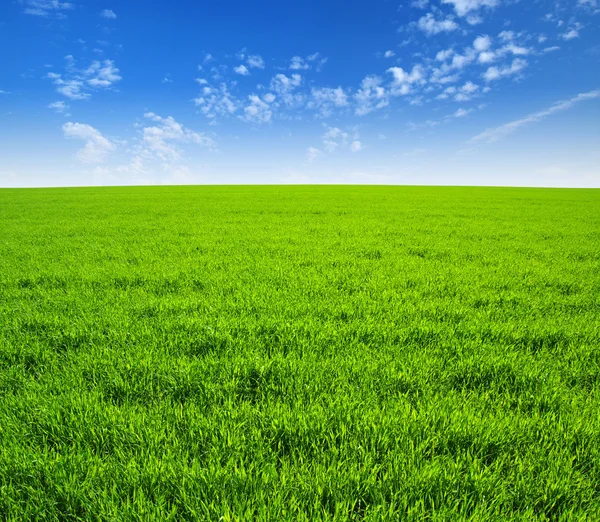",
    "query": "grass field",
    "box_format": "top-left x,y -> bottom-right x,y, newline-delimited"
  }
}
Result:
1,186 -> 599,521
